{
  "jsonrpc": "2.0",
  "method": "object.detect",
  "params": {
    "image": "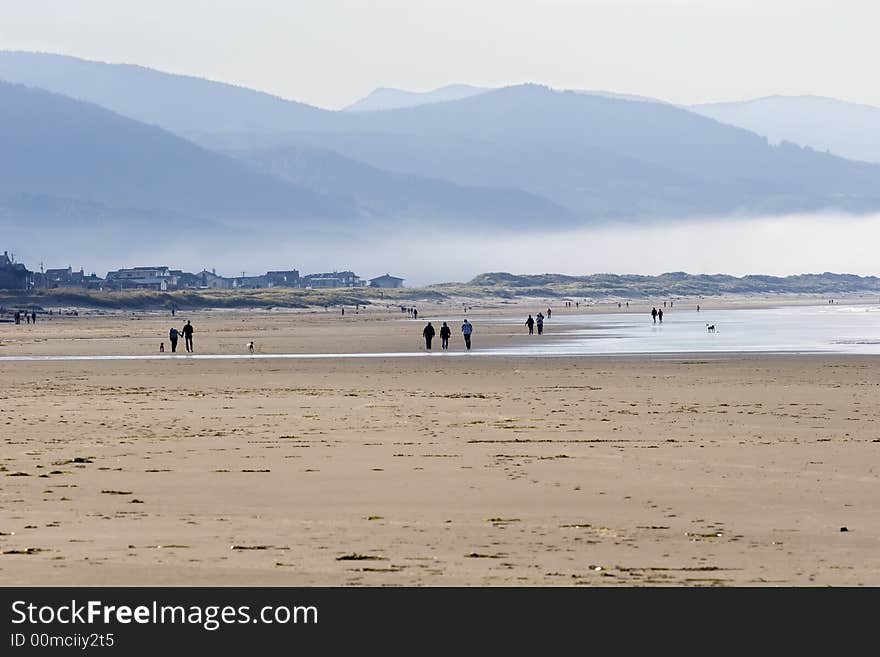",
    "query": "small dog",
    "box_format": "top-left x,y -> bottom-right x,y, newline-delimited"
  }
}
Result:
246,341 -> 255,354
159,342 -> 165,352
706,324 -> 716,333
